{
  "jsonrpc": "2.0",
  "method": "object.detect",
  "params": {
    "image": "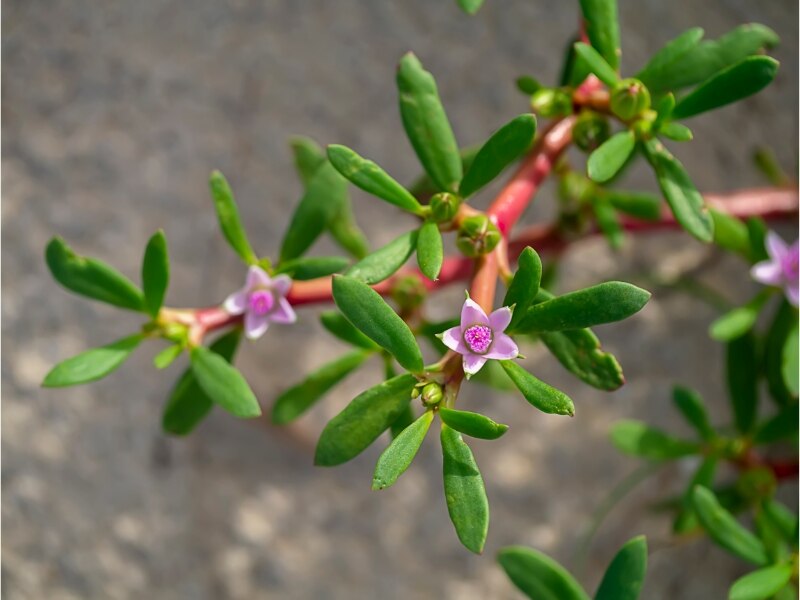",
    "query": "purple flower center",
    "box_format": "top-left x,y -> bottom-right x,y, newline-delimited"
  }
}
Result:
248,289 -> 274,316
463,324 -> 493,354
